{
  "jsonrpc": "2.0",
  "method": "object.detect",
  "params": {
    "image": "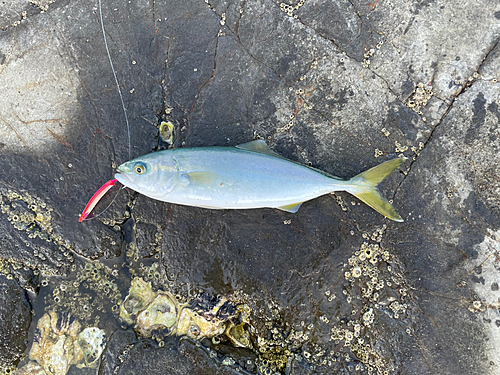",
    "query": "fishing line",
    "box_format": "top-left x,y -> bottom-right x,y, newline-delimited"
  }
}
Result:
98,0 -> 131,160
80,0 -> 131,222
